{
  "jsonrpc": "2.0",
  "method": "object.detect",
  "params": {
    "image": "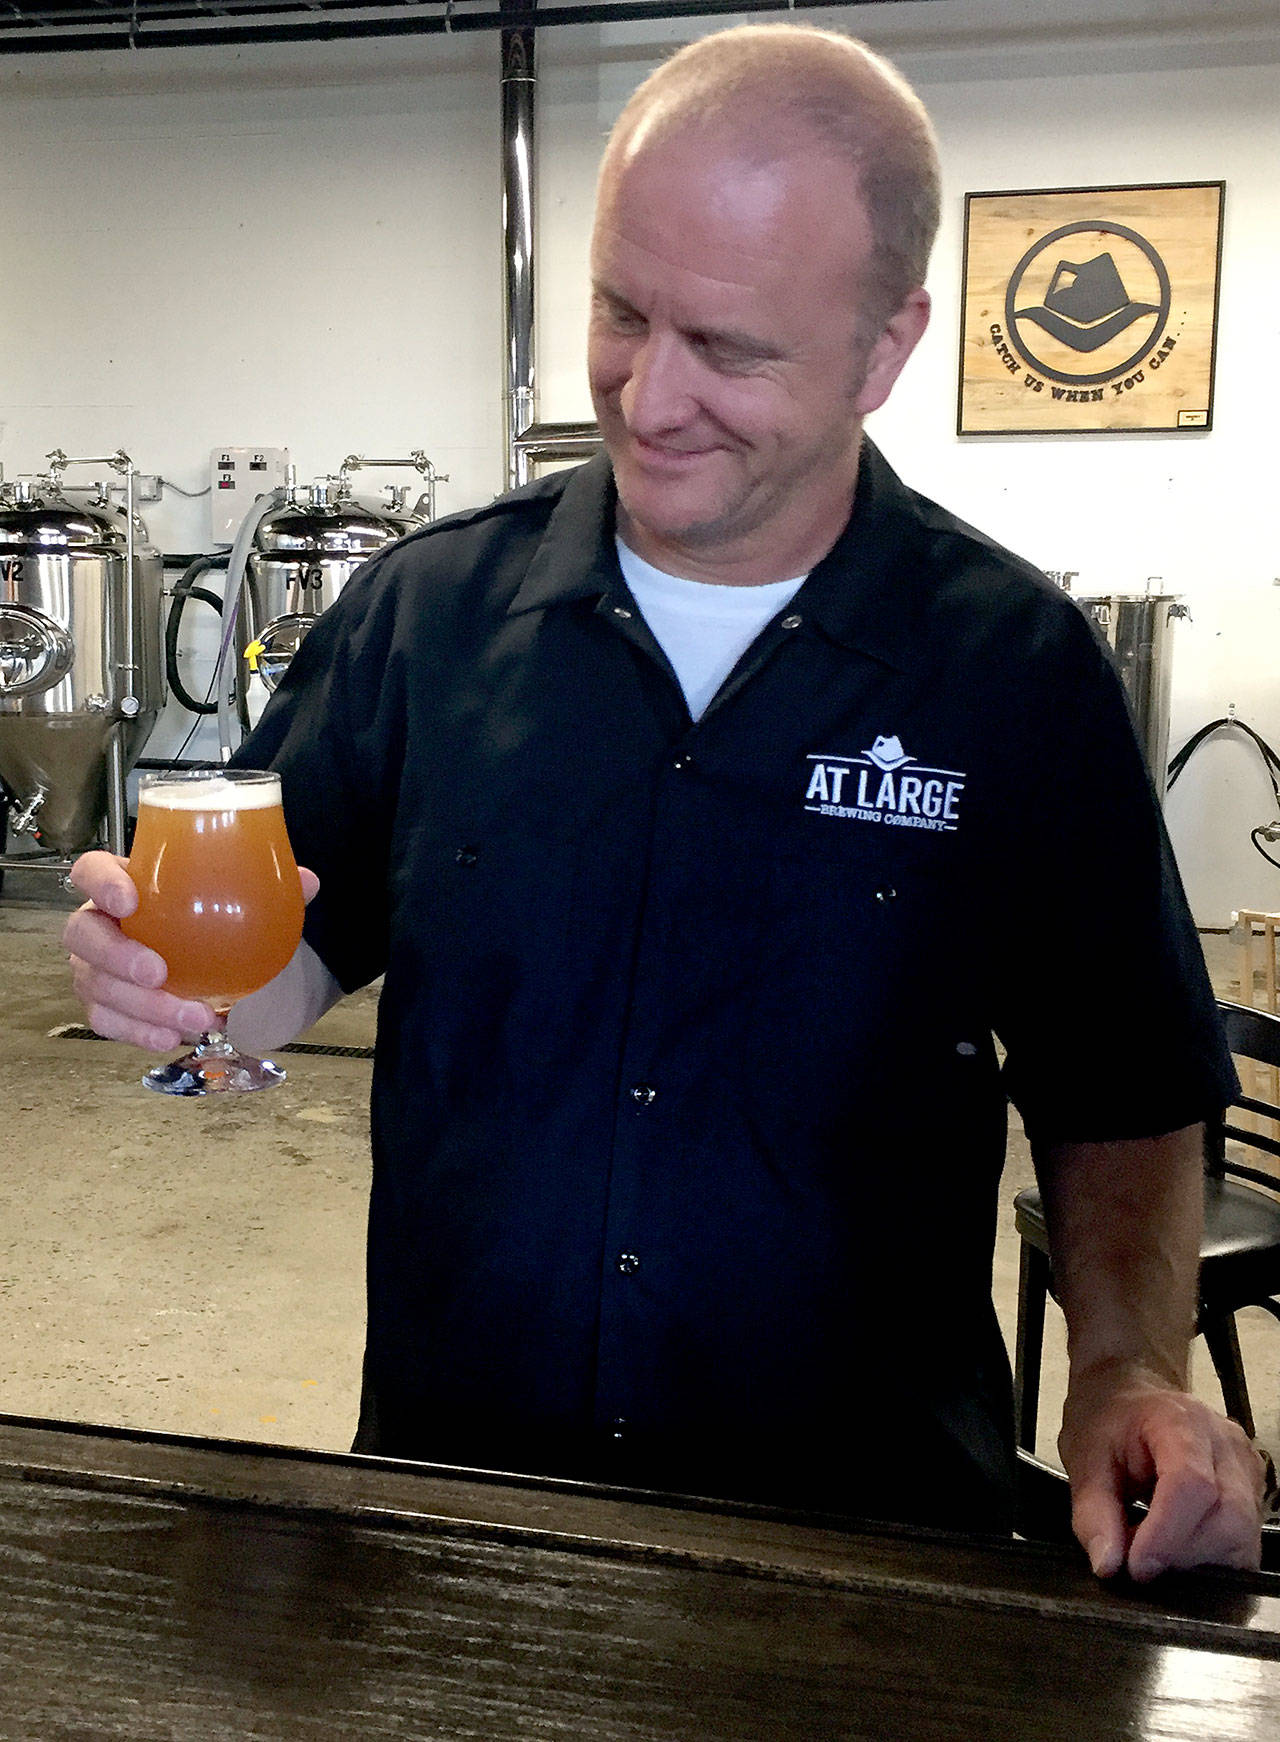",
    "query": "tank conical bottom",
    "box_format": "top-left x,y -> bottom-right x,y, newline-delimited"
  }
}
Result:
0,711 -> 154,854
